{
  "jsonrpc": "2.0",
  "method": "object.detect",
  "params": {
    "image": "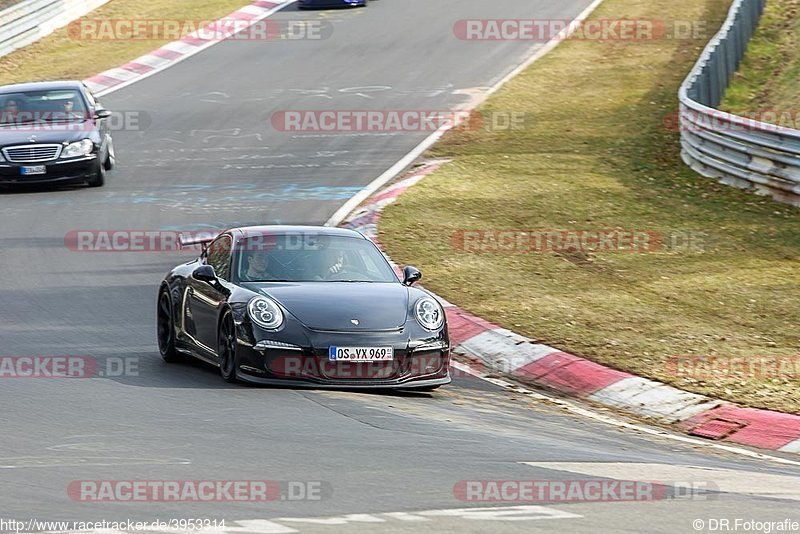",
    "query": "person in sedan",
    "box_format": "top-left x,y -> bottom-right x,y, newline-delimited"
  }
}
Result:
0,99 -> 19,123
